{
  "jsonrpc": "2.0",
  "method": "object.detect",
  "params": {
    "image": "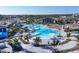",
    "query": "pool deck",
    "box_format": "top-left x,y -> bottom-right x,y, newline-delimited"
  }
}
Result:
0,23 -> 79,53
48,24 -> 63,30
0,38 -> 79,53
